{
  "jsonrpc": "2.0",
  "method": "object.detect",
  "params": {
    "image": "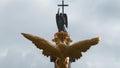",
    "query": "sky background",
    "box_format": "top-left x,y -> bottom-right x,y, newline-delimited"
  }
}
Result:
0,0 -> 120,68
